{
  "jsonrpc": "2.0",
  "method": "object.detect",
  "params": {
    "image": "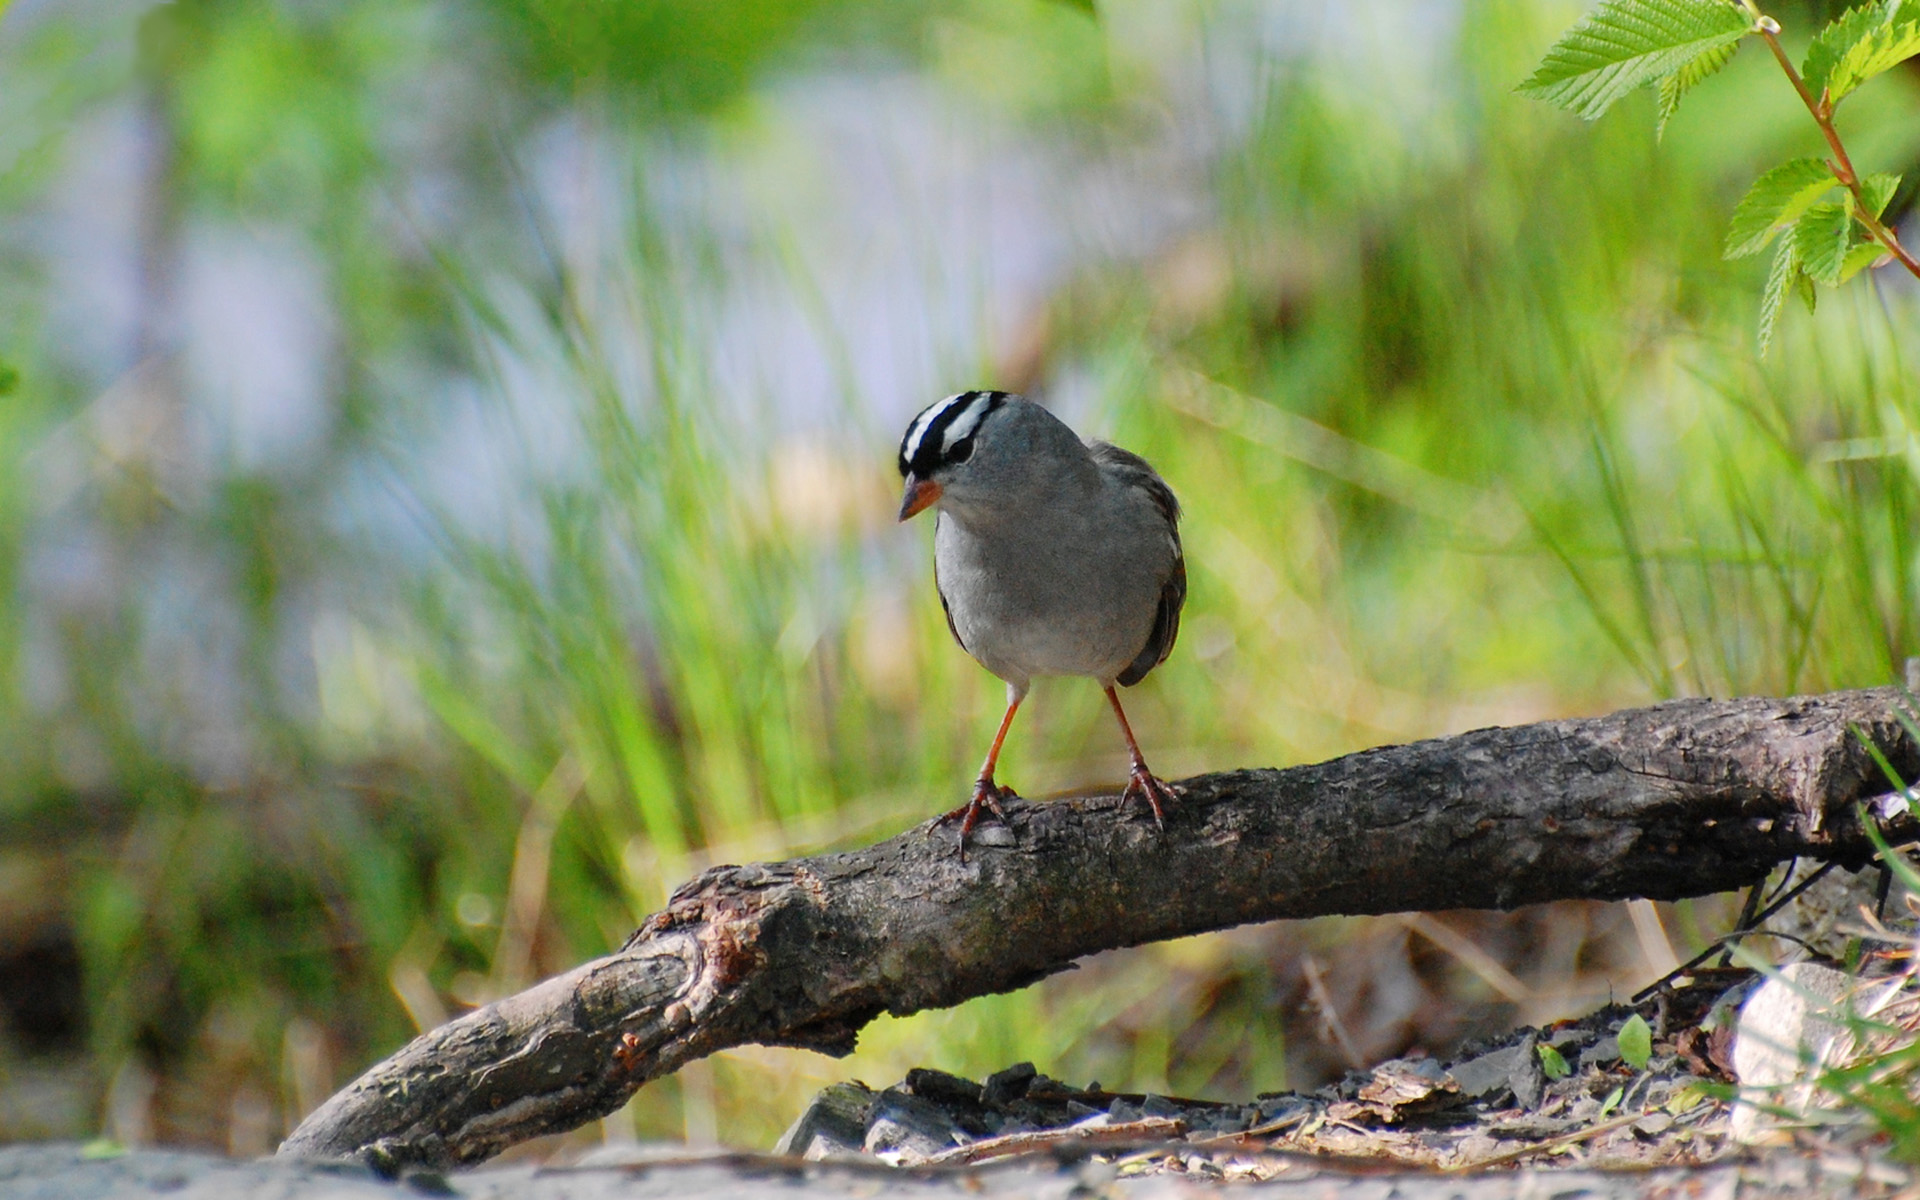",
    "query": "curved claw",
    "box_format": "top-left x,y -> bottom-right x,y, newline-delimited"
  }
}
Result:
936,778 -> 1019,859
1122,765 -> 1176,830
